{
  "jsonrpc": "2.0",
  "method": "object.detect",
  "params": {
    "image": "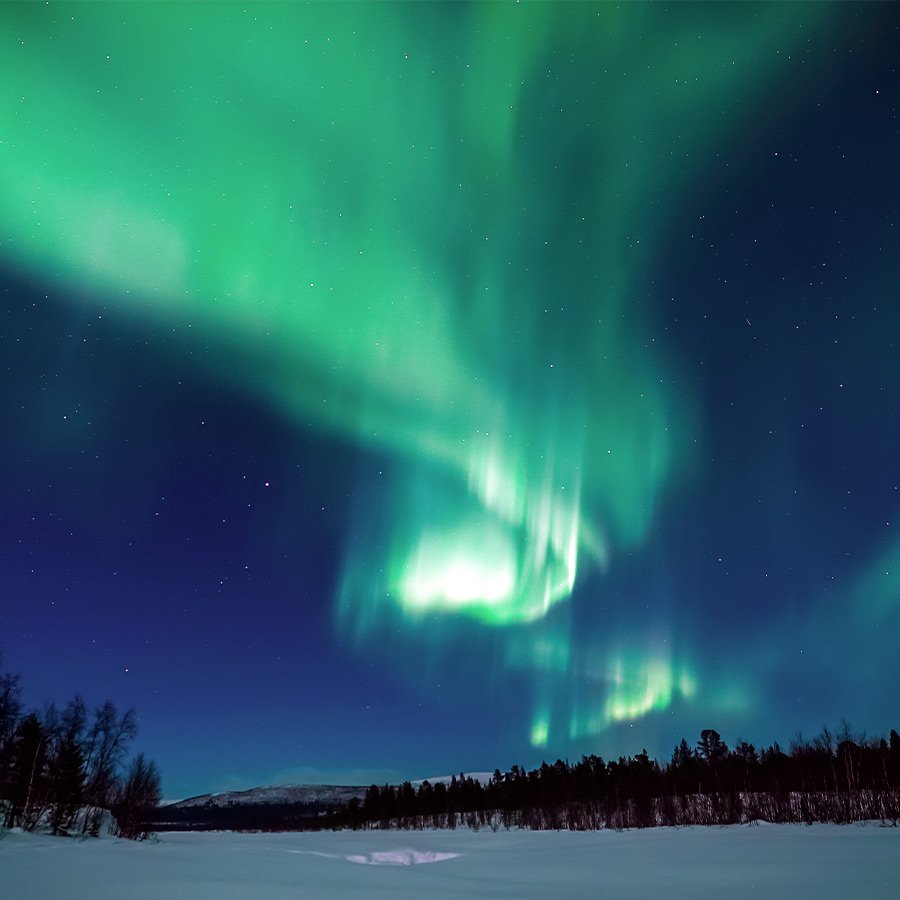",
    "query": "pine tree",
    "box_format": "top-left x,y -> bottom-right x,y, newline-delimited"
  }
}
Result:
697,728 -> 728,764
47,733 -> 85,835
4,714 -> 47,830
0,667 -> 23,803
